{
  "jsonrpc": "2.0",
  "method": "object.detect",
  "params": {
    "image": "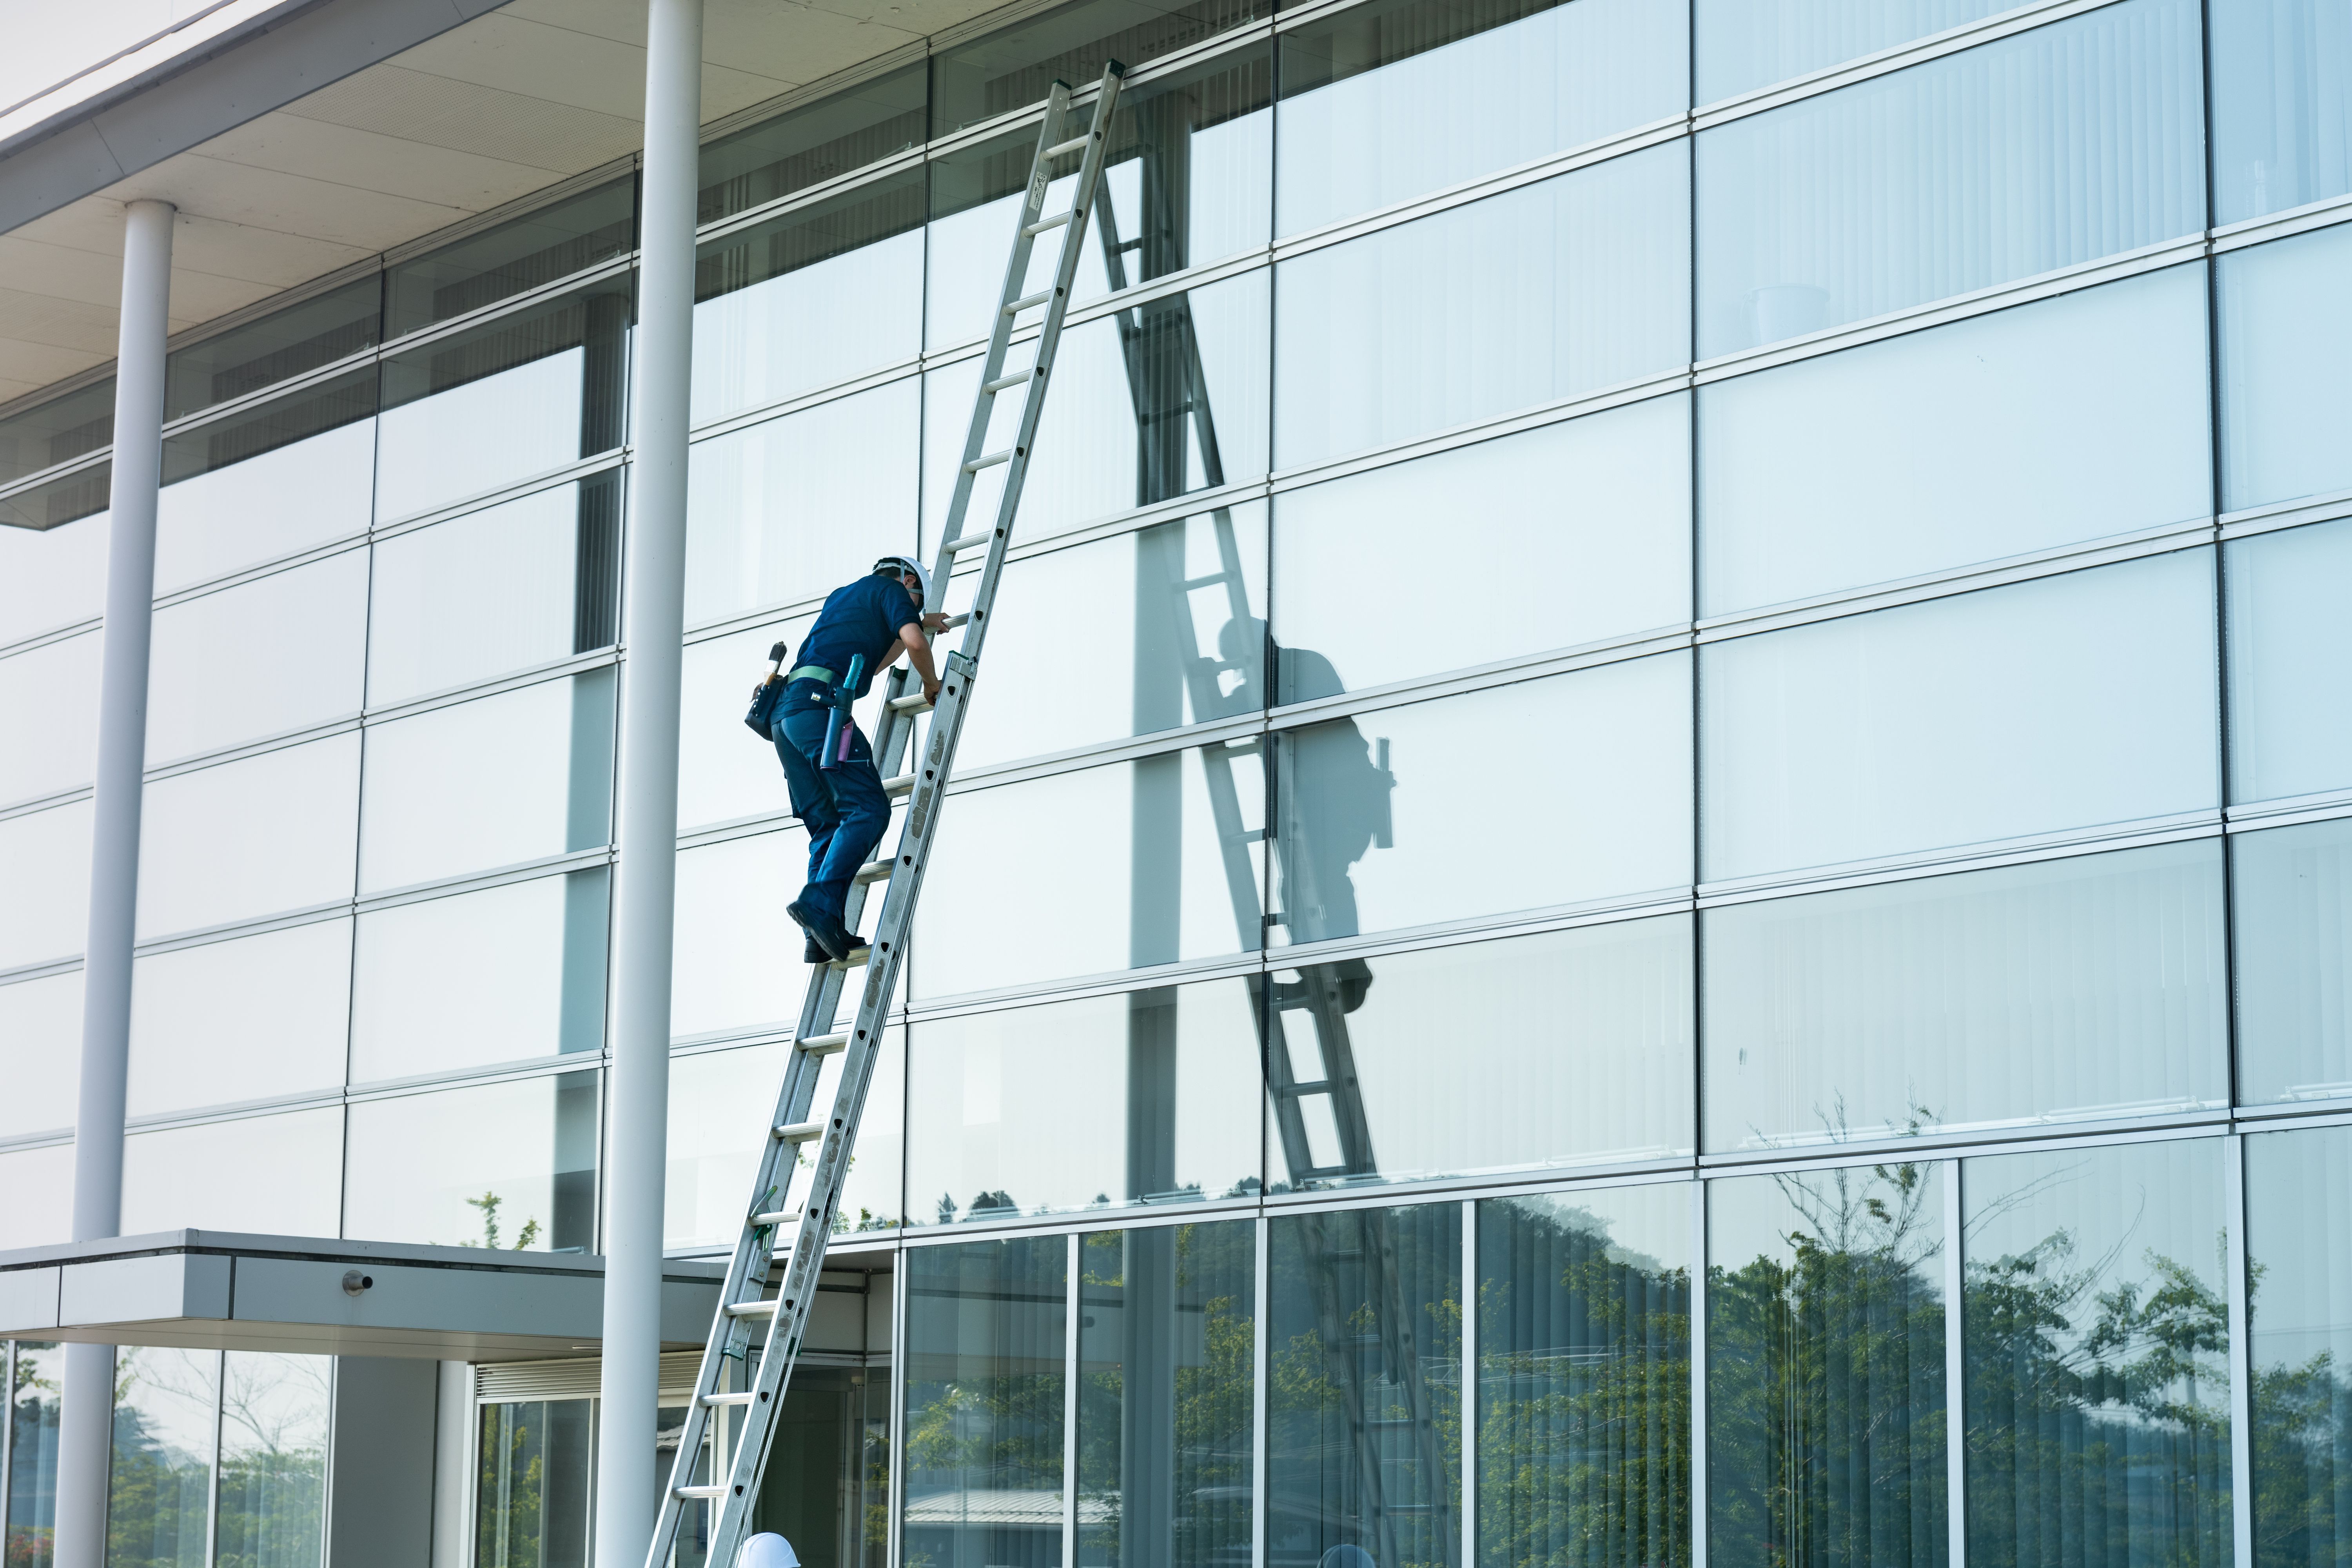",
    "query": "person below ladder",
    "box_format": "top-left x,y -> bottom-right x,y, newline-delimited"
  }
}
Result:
774,554 -> 945,962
